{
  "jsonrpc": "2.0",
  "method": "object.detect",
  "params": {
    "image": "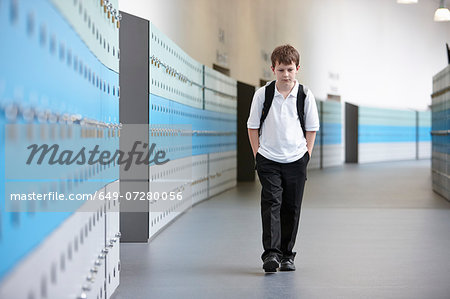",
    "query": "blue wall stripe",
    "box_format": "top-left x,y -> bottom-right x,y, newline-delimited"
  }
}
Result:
149,93 -> 236,160
359,125 -> 417,143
